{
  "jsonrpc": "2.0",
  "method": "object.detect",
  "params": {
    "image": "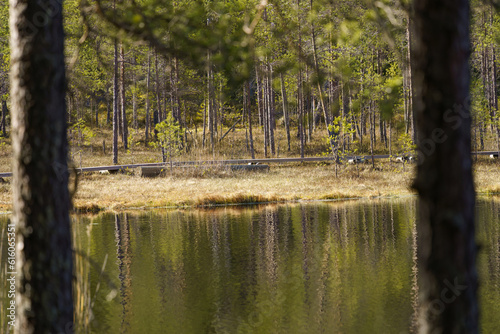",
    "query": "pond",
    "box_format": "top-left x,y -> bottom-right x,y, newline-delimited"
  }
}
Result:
1,198 -> 499,333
